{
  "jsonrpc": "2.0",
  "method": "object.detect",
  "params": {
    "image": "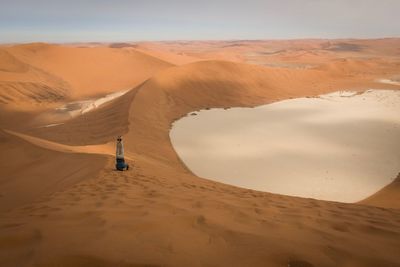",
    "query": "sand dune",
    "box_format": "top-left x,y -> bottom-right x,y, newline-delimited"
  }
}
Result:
136,39 -> 400,67
133,42 -> 202,65
27,87 -> 137,145
0,40 -> 400,267
0,43 -> 172,109
4,129 -> 115,156
0,47 -> 69,107
7,44 -> 173,98
361,173 -> 400,209
0,49 -> 29,72
0,129 -> 107,213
